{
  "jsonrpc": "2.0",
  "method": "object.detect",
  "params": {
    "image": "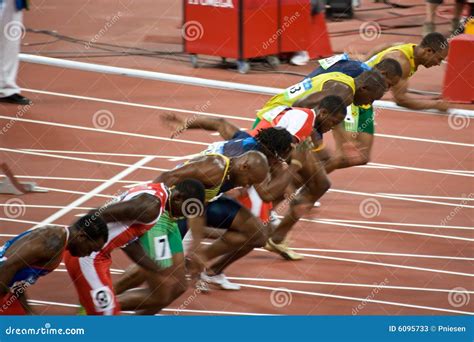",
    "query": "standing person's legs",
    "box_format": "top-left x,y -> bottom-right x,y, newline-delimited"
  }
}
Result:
0,2 -> 21,98
424,0 -> 443,35
453,0 -> 466,33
